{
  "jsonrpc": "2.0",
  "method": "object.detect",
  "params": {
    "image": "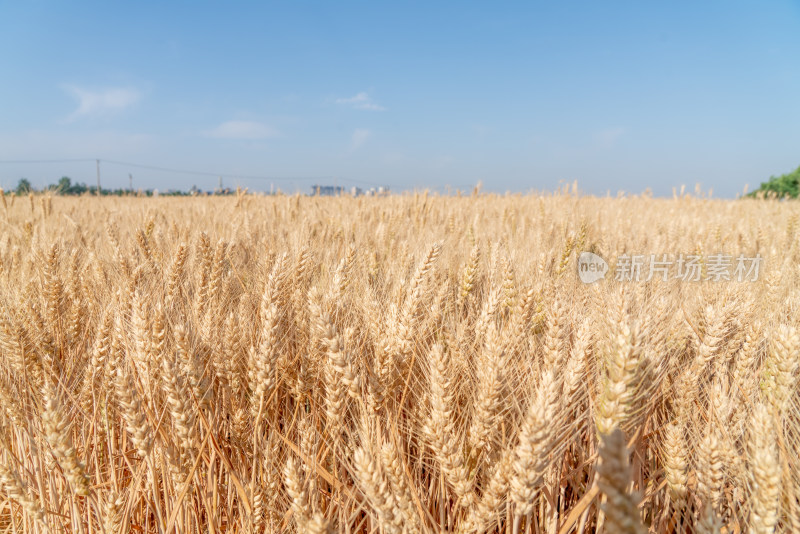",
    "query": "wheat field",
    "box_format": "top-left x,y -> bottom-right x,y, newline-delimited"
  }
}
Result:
0,190 -> 796,533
